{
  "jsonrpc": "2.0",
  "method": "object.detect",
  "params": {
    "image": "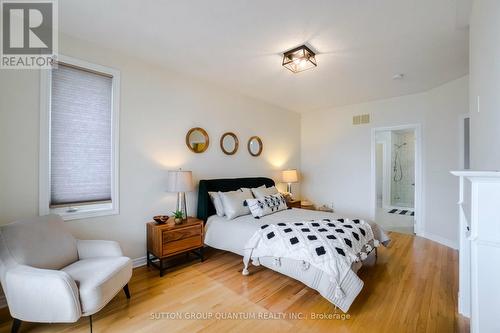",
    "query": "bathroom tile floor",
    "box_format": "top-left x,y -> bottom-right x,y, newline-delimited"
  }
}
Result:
375,207 -> 415,235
